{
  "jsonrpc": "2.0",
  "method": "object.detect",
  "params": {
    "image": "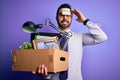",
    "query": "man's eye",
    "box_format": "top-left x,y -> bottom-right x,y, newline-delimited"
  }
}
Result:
58,13 -> 63,16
